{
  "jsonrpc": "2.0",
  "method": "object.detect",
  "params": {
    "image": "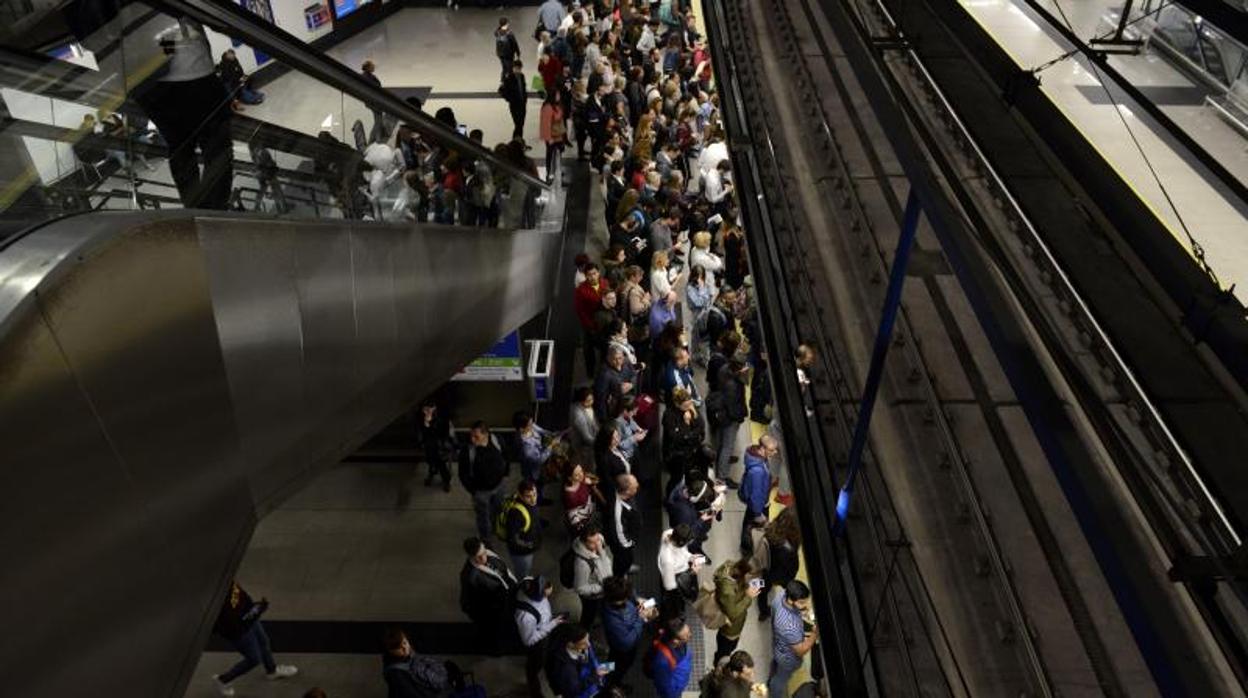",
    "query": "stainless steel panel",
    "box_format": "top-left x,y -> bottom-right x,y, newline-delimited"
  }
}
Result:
350,226 -> 400,390
294,230 -> 358,422
197,220 -> 306,504
0,198 -> 564,697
